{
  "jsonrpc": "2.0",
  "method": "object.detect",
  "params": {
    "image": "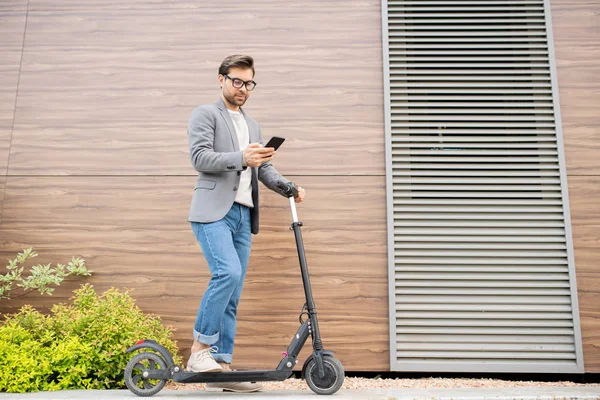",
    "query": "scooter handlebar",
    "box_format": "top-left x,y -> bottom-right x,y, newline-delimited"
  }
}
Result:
277,181 -> 299,198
